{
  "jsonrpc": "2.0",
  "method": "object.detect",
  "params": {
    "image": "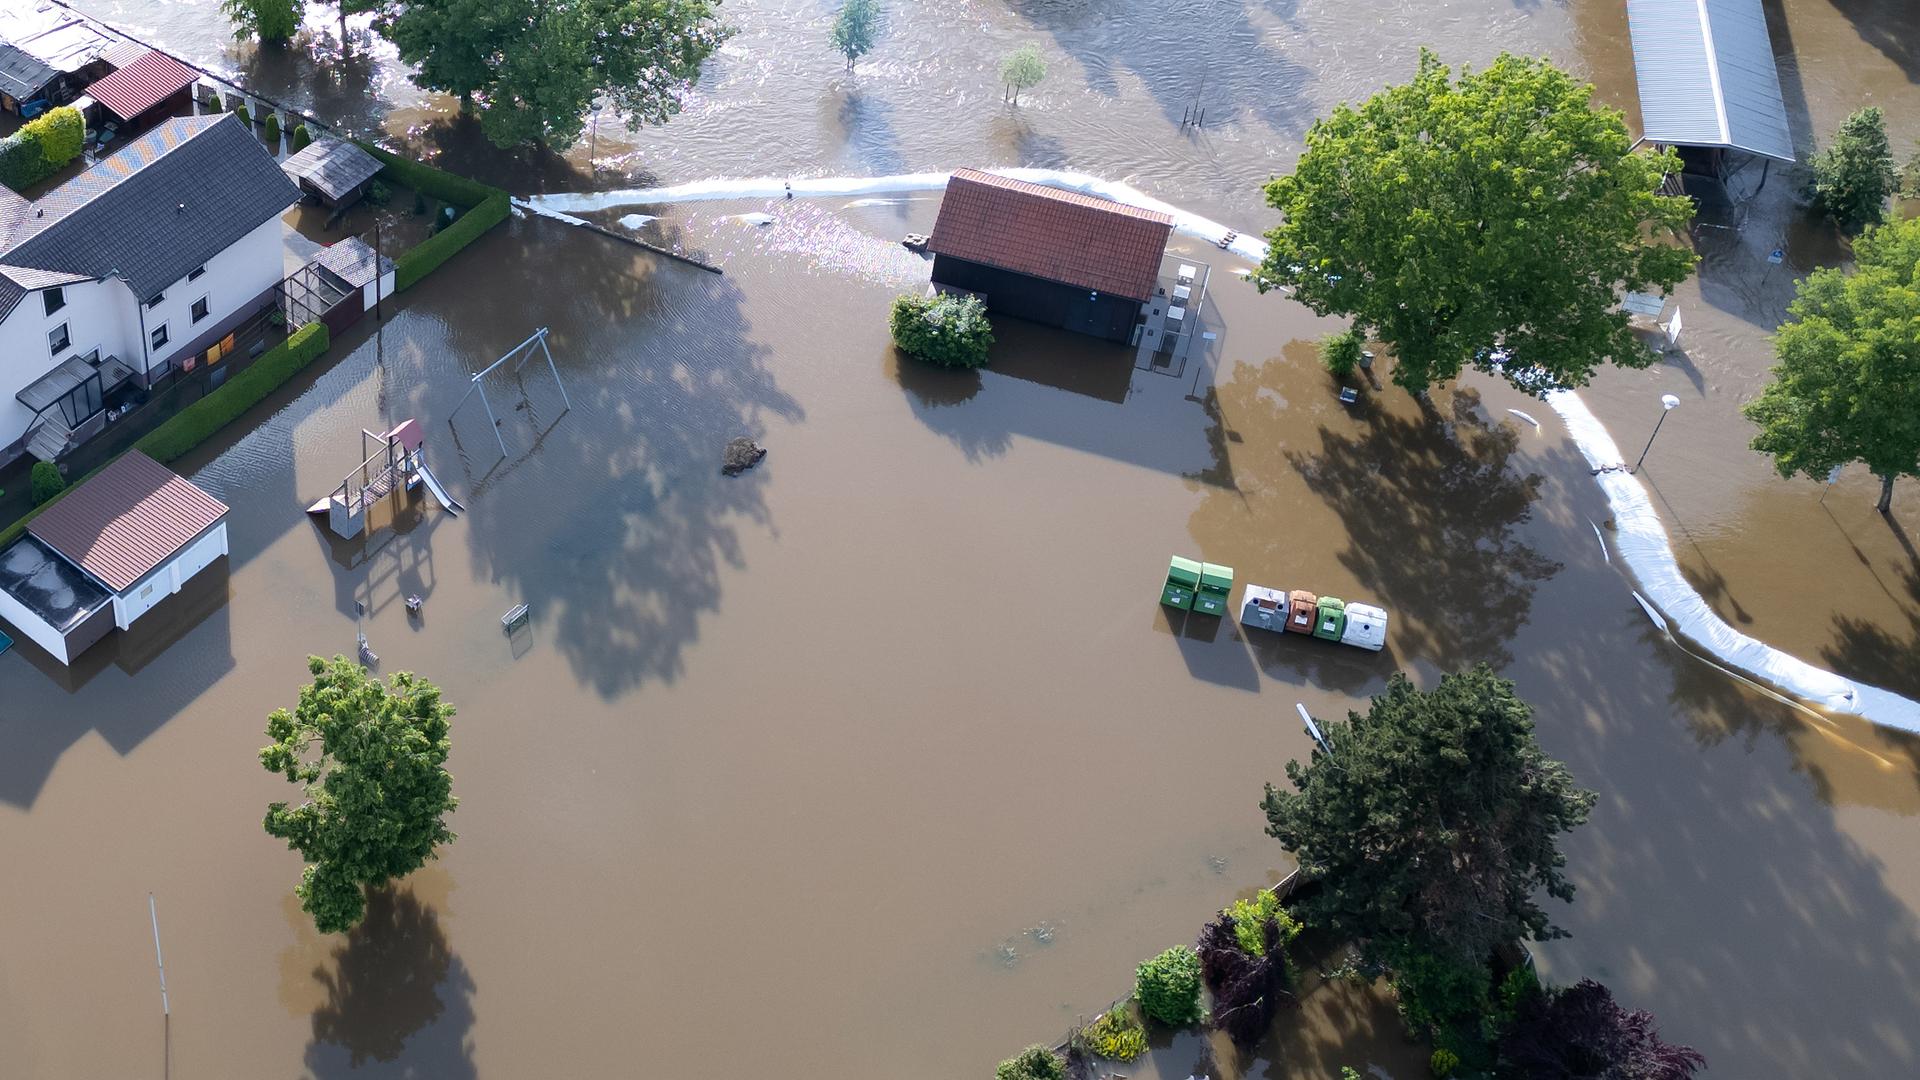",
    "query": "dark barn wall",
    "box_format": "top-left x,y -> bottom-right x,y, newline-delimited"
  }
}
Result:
930,255 -> 1140,343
